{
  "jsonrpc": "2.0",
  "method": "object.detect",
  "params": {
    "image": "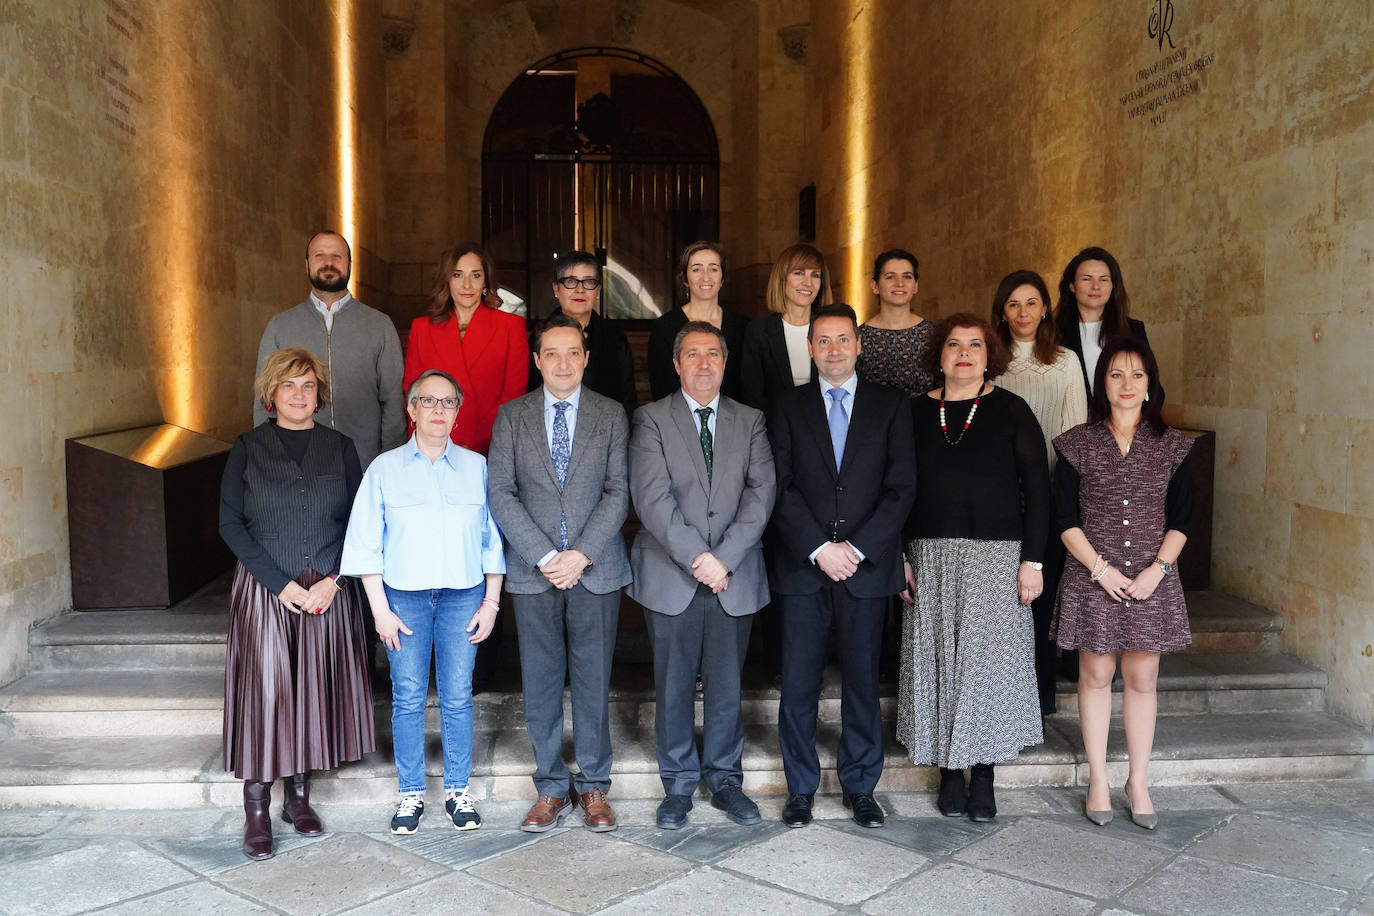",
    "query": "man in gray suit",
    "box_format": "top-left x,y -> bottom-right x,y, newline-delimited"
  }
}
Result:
255,231 -> 404,468
488,314 -> 632,833
628,321 -> 776,829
